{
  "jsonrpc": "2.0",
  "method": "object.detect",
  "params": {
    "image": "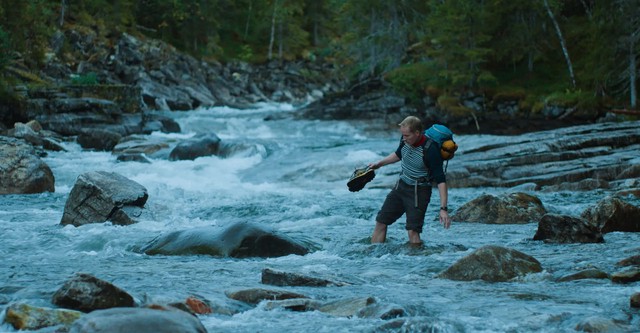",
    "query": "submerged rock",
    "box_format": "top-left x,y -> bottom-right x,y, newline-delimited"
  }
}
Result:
631,293 -> 640,308
169,133 -> 221,160
376,317 -> 465,333
616,255 -> 640,267
142,223 -> 310,258
355,302 -> 407,320
68,306 -> 207,333
263,298 -> 322,312
574,316 -> 632,333
225,288 -> 308,305
261,268 -> 346,287
60,171 -> 148,226
557,269 -> 610,282
52,273 -> 135,312
452,192 -> 546,224
611,267 -> 640,284
438,245 -> 543,282
318,297 -> 376,317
